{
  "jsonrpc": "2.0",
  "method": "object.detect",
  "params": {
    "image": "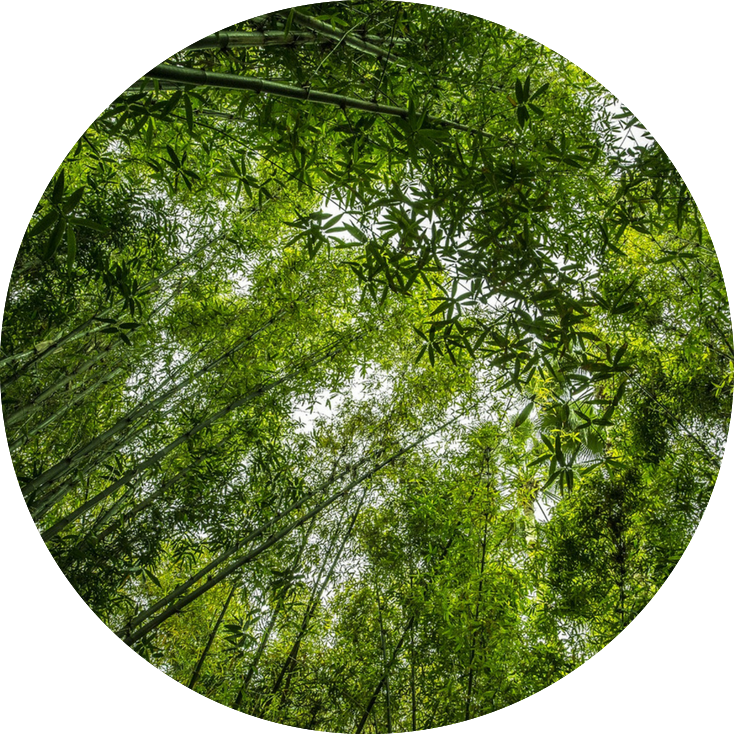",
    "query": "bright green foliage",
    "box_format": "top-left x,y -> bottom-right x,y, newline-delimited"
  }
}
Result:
2,2 -> 730,732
